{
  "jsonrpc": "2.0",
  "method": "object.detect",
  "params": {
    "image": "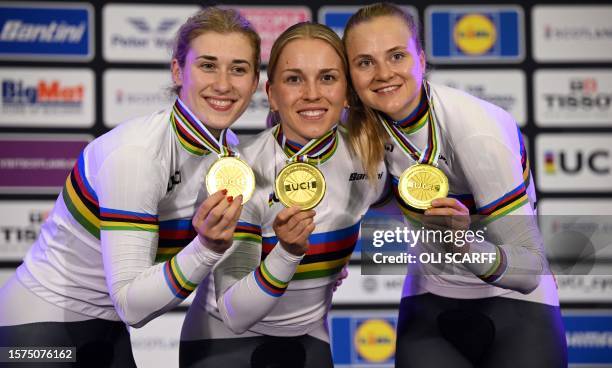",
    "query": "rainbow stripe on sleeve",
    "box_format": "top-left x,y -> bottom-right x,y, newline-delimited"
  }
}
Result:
261,222 -> 360,281
477,182 -> 529,224
156,219 -> 197,262
479,245 -> 508,284
253,261 -> 288,297
62,153 -> 101,239
233,221 -> 262,243
100,208 -> 158,232
163,256 -> 197,299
